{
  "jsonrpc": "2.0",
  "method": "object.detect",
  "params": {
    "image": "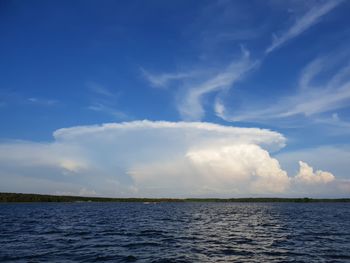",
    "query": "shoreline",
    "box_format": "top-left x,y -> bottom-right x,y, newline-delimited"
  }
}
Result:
1,192 -> 349,203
